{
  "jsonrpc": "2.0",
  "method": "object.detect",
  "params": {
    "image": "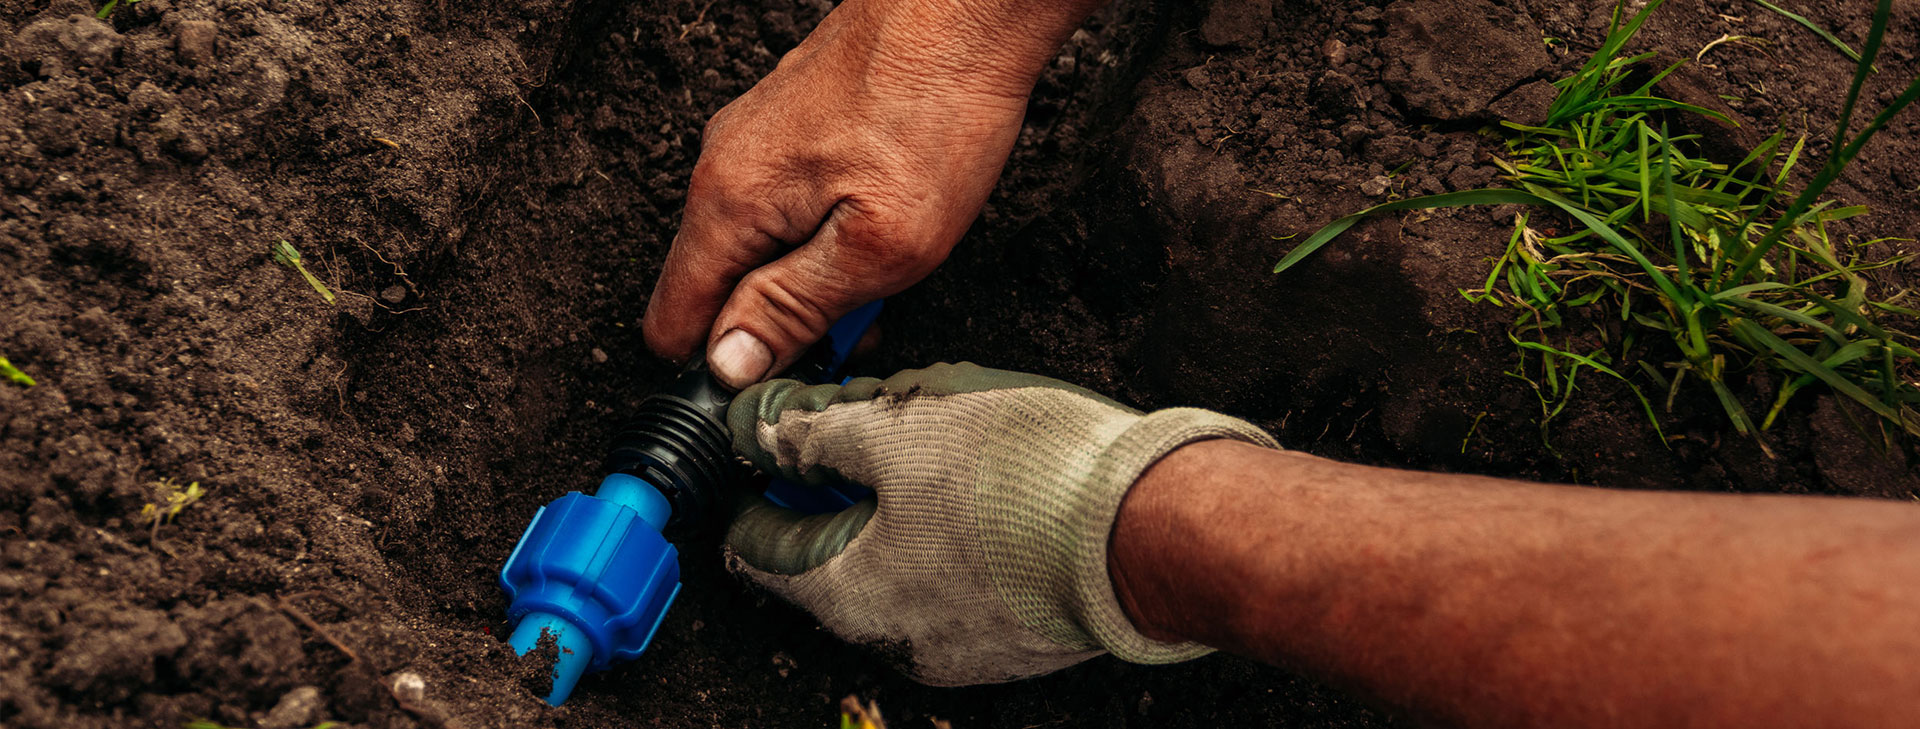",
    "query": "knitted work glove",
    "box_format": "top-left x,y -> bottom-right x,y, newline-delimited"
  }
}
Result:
723,362 -> 1279,686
